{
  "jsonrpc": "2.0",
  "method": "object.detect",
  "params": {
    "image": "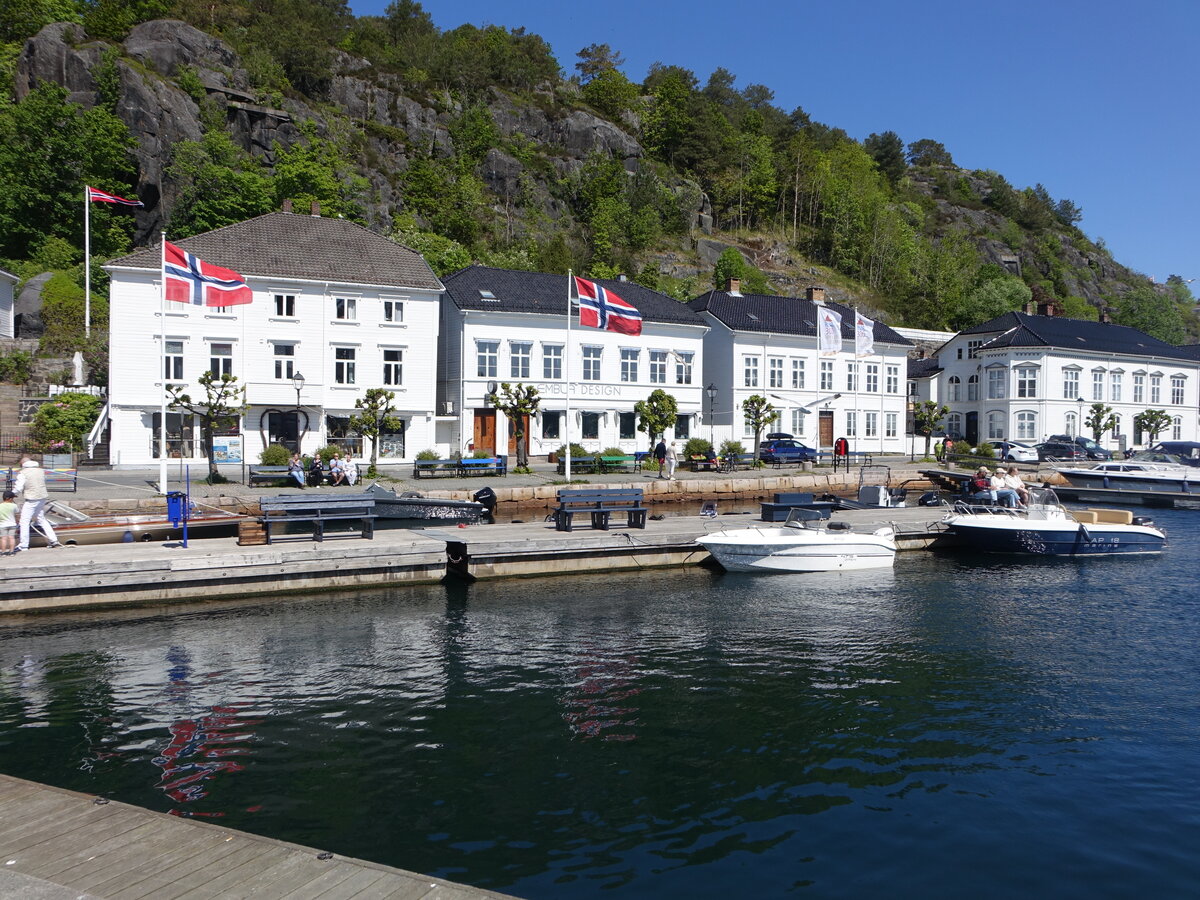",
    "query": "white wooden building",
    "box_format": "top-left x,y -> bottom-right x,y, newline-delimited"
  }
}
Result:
103,211 -> 444,466
935,307 -> 1200,449
438,267 -> 708,457
0,268 -> 15,338
688,285 -> 913,453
